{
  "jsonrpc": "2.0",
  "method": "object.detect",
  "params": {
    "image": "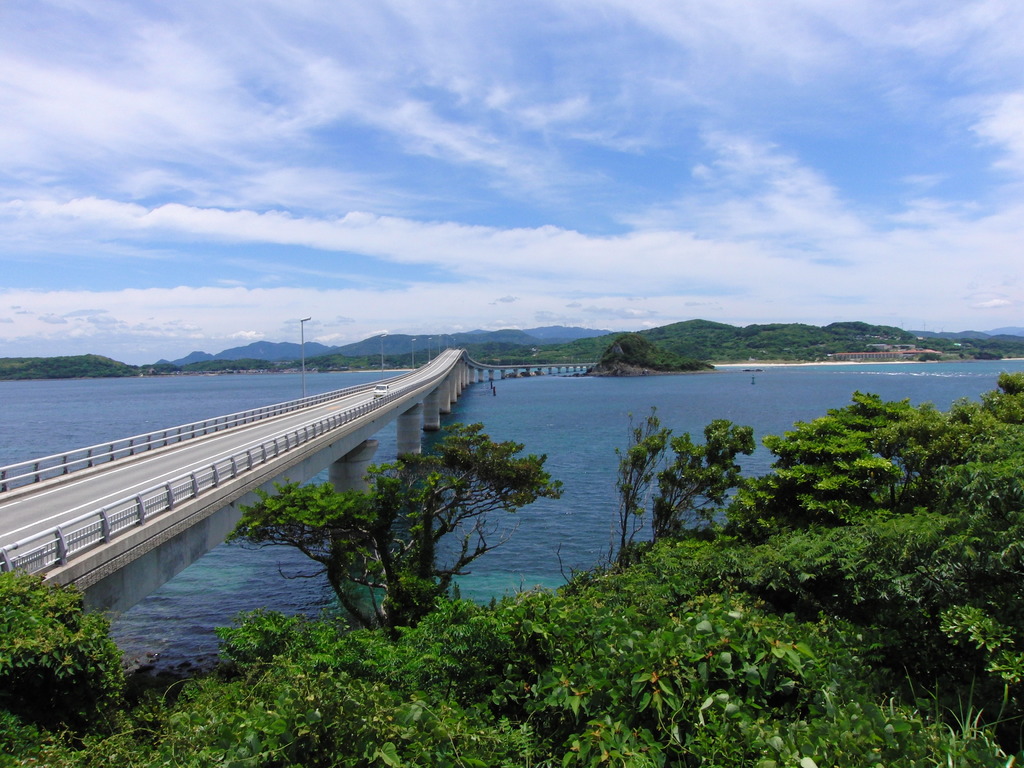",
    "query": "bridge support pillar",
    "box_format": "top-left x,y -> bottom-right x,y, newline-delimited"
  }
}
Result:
423,388 -> 442,431
438,378 -> 452,415
397,403 -> 423,456
329,439 -> 379,492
